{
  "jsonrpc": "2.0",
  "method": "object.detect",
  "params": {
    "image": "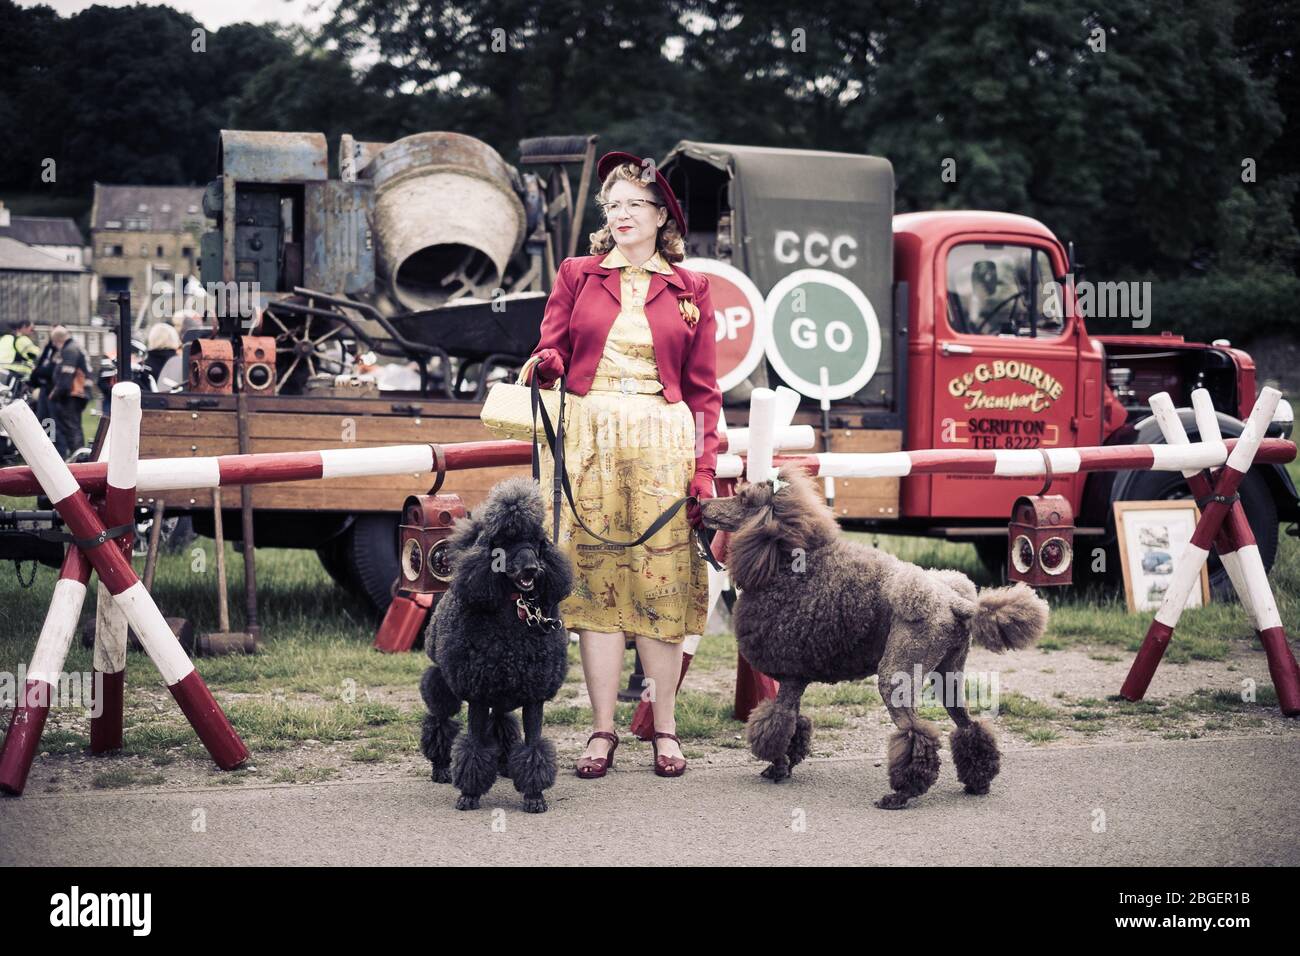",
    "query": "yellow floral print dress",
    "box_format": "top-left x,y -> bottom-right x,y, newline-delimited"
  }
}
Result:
536,246 -> 710,643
